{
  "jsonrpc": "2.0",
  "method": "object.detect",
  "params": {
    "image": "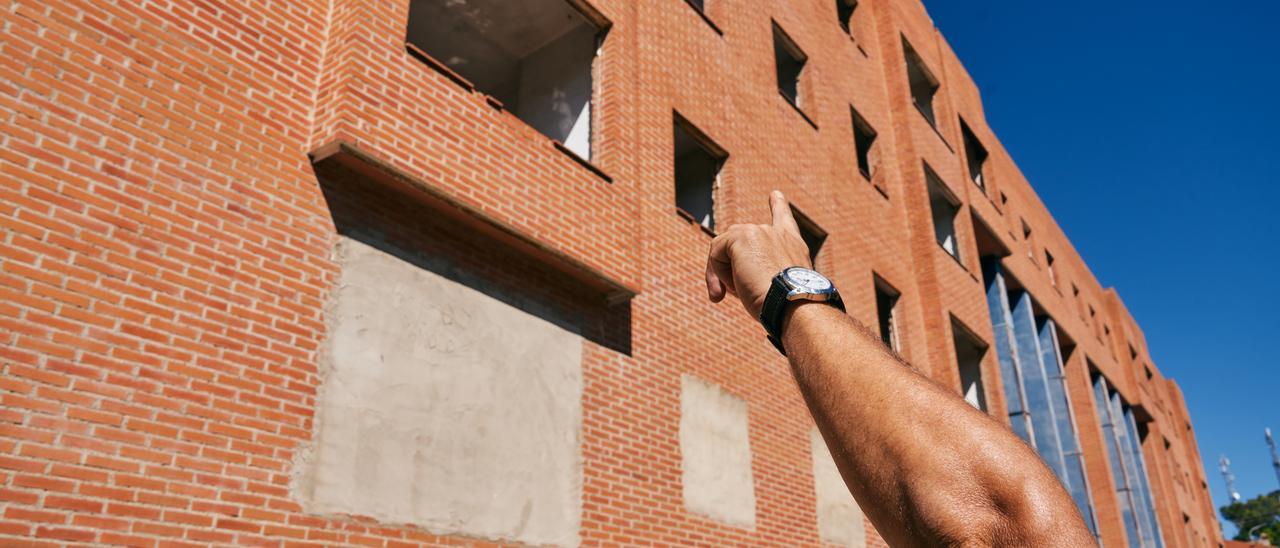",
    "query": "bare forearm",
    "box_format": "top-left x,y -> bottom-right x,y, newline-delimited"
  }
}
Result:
701,192 -> 1092,545
782,302 -> 1094,546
